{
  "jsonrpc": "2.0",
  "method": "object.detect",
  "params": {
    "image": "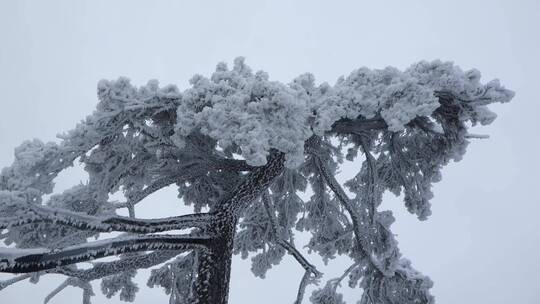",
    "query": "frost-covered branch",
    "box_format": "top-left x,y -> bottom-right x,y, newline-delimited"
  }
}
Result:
309,141 -> 390,275
56,250 -> 182,283
44,278 -> 72,303
0,203 -> 214,234
262,193 -> 321,278
359,141 -> 377,225
43,277 -> 94,304
115,176 -> 181,209
294,270 -> 314,304
330,117 -> 388,136
0,58 -> 513,304
213,158 -> 254,172
0,234 -> 209,273
329,262 -> 360,291
0,273 -> 33,291
113,157 -> 252,211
